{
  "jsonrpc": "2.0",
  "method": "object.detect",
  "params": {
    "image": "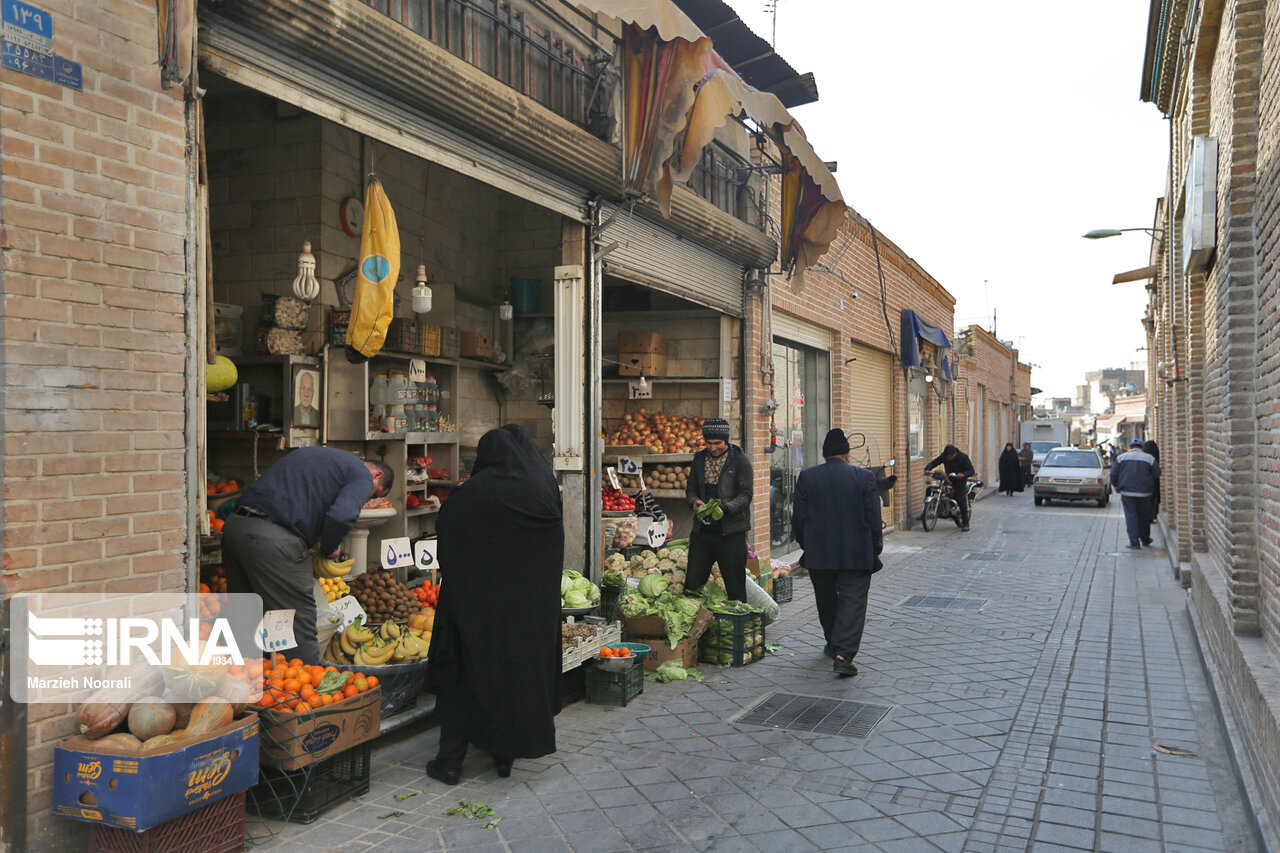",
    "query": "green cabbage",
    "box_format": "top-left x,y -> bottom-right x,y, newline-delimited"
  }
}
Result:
637,574 -> 668,598
653,660 -> 688,682
601,571 -> 626,589
619,592 -> 654,617
563,590 -> 590,608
